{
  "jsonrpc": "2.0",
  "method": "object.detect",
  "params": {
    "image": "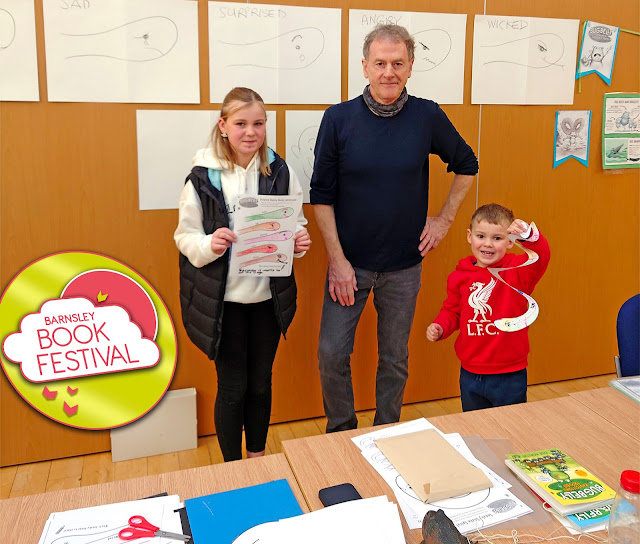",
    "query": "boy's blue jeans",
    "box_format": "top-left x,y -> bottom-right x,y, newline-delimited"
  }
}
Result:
459,366 -> 528,412
318,263 -> 422,433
